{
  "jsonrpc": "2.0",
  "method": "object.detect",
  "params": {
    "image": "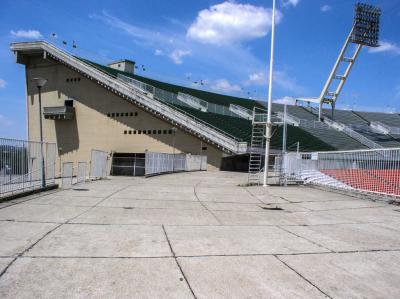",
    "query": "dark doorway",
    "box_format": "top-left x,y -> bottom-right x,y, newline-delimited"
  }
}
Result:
111,153 -> 145,176
220,154 -> 250,172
